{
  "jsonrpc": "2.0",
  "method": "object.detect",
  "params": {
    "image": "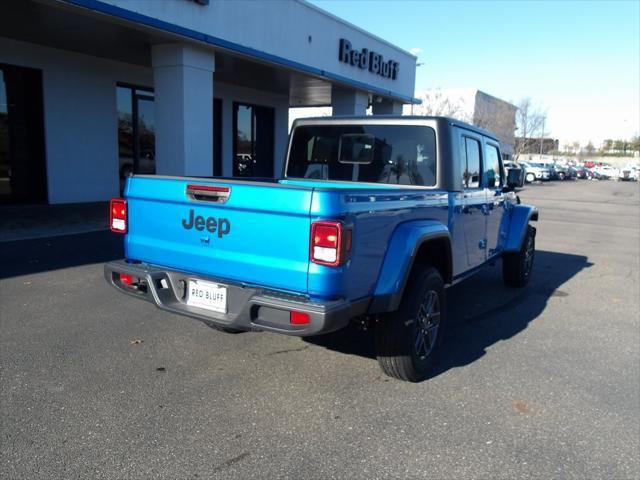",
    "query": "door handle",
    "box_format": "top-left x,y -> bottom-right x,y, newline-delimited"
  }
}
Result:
186,184 -> 231,203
